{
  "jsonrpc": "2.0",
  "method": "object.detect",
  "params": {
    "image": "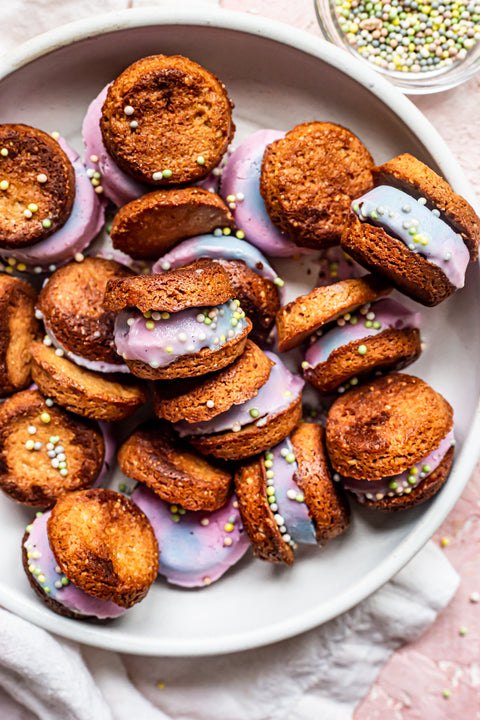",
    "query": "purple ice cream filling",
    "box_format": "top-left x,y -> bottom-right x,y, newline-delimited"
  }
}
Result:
114,299 -> 248,369
264,438 -> 317,547
352,186 -> 469,288
174,351 -> 304,437
341,429 -> 455,502
220,129 -> 309,258
1,138 -> 104,273
305,298 -> 421,369
24,511 -> 126,619
132,485 -> 250,588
